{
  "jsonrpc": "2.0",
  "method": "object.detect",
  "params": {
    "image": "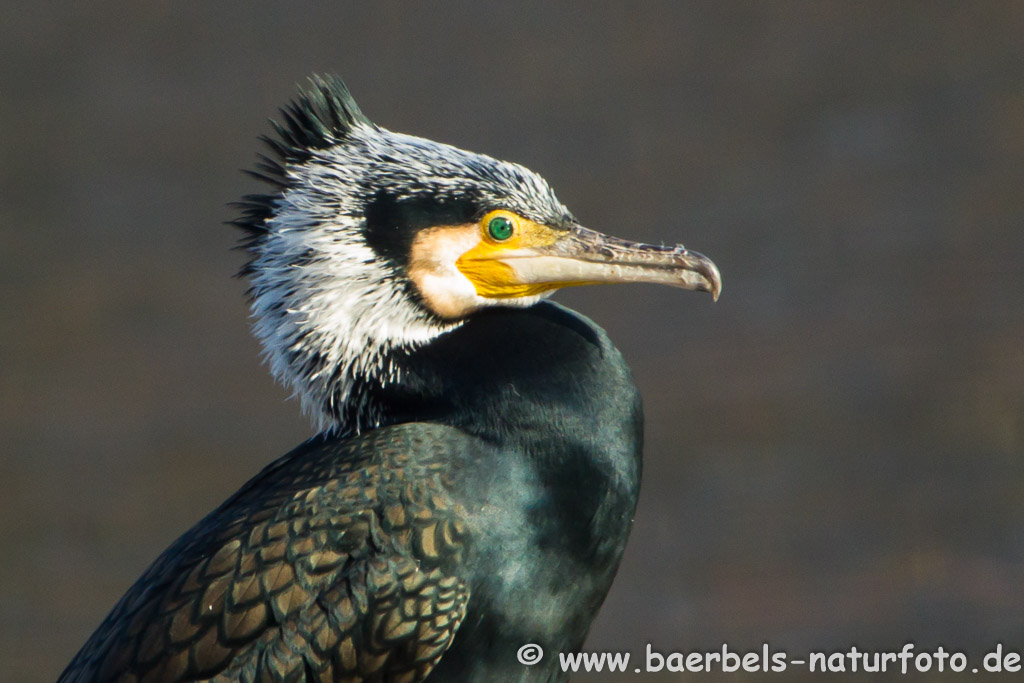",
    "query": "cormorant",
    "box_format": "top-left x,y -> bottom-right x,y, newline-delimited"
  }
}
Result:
59,75 -> 721,682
